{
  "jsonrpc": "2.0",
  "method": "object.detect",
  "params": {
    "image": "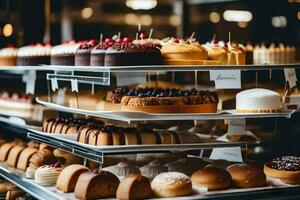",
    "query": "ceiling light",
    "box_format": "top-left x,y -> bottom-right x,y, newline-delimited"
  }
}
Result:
140,15 -> 152,26
81,7 -> 93,19
126,0 -> 157,10
169,15 -> 180,26
271,16 -> 287,28
3,23 -> 13,37
223,10 -> 253,22
209,12 -> 220,23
